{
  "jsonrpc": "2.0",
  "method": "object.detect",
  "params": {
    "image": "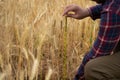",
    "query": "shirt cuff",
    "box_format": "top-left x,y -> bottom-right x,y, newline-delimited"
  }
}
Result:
88,5 -> 102,20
